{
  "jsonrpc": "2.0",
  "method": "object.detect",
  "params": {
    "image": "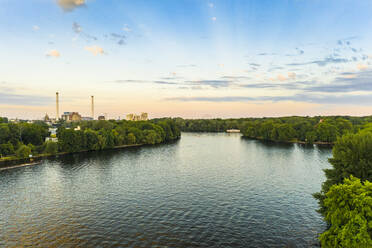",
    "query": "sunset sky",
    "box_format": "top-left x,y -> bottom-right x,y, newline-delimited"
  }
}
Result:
1,0 -> 372,119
